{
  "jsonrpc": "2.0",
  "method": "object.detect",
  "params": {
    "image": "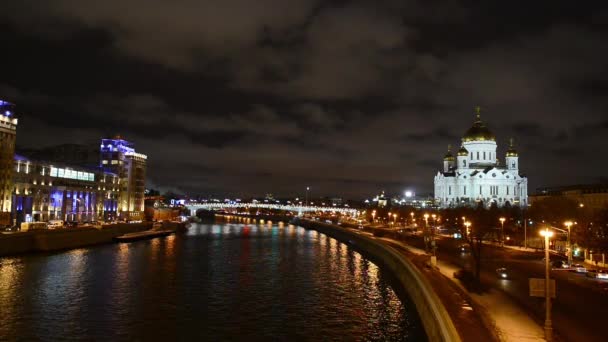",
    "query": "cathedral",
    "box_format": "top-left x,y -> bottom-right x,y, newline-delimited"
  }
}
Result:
433,108 -> 528,208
